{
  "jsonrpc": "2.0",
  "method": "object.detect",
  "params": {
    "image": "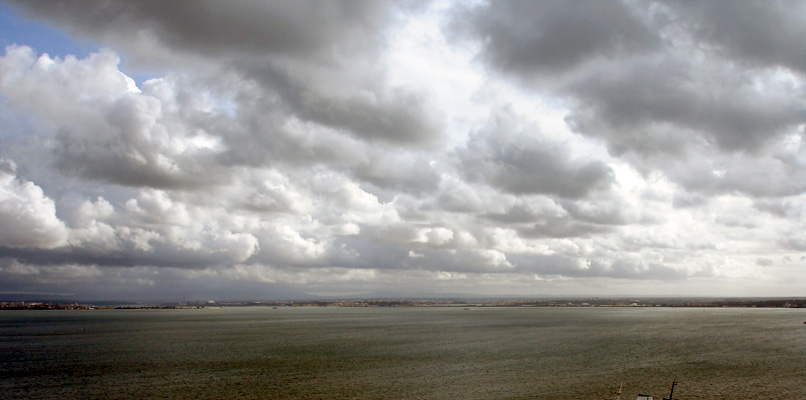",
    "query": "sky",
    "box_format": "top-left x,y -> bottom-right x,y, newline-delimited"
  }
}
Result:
0,1 -> 804,302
